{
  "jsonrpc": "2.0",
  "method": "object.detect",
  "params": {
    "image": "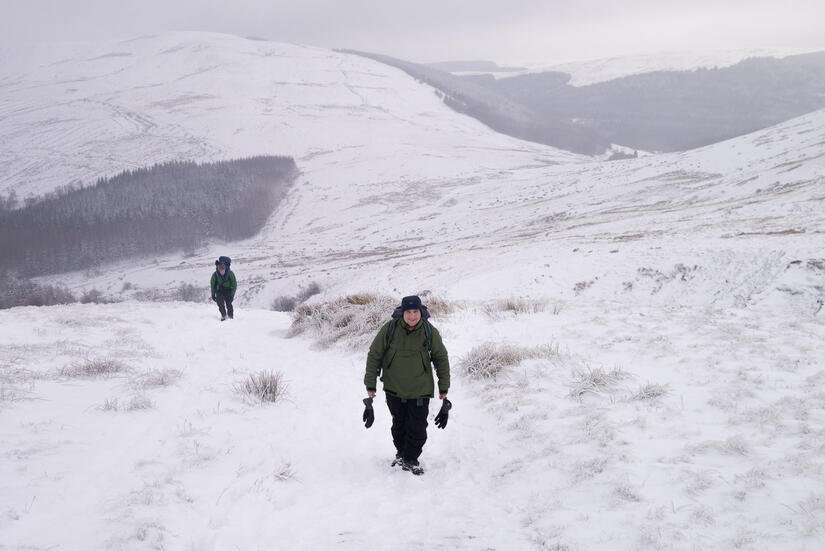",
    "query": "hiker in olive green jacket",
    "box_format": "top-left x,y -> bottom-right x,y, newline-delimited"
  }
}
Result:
363,295 -> 451,474
210,259 -> 236,321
